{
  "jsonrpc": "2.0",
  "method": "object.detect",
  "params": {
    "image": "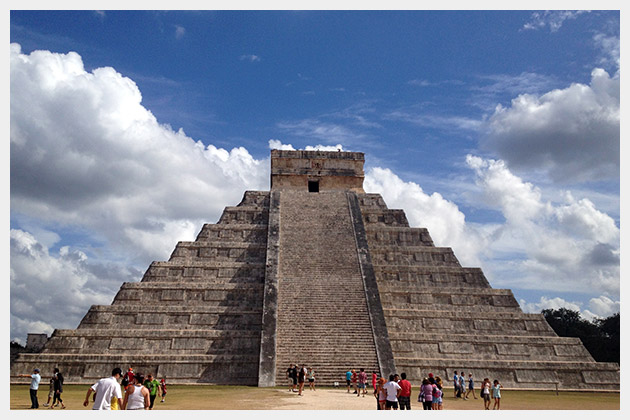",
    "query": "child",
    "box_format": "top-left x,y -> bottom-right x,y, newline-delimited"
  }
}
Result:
160,377 -> 167,403
492,379 -> 501,410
